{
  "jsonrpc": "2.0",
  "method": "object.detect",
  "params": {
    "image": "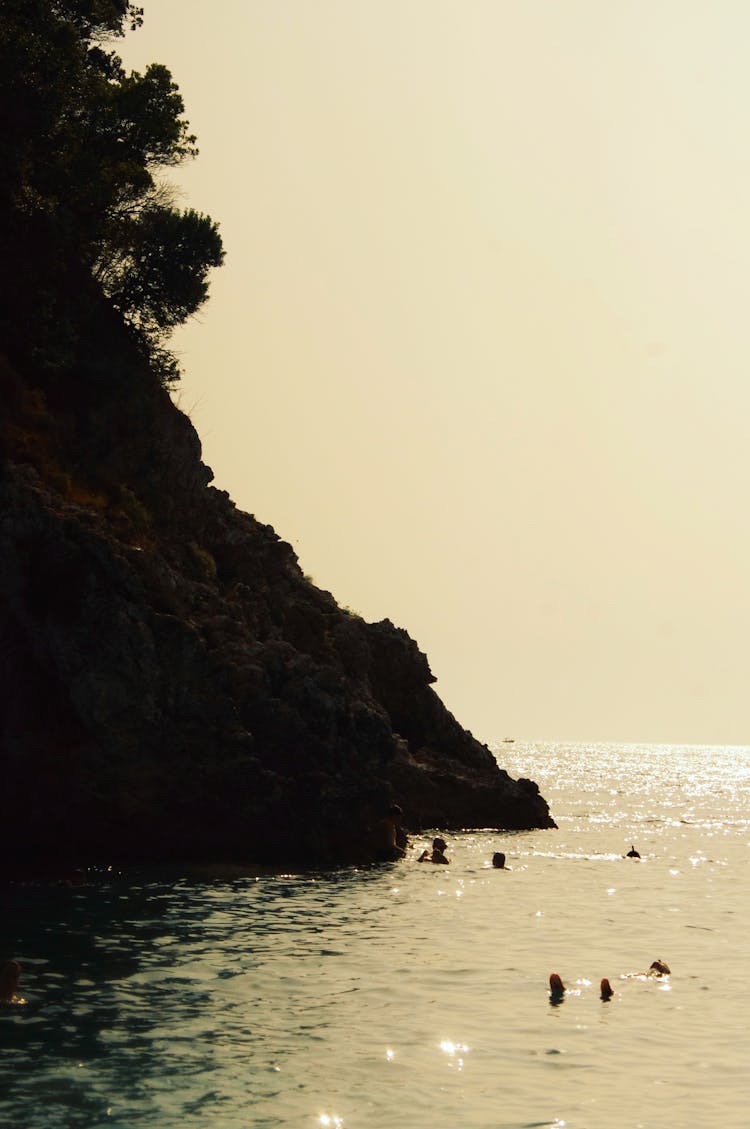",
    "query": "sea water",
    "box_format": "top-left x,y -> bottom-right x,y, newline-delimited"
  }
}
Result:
2,742 -> 750,1129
